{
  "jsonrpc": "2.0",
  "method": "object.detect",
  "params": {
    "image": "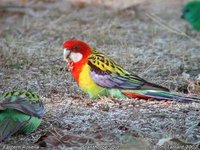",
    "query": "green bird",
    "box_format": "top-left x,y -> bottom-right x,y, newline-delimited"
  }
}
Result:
182,1 -> 200,31
0,90 -> 44,142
